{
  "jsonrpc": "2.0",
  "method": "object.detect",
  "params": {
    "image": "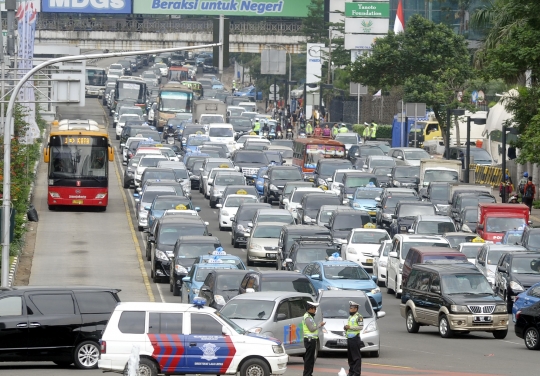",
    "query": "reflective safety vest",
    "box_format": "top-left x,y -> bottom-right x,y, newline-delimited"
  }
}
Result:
339,126 -> 348,133
332,127 -> 339,136
306,123 -> 313,134
371,123 -> 378,137
346,312 -> 363,338
363,127 -> 370,137
302,313 -> 318,339
253,122 -> 261,132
